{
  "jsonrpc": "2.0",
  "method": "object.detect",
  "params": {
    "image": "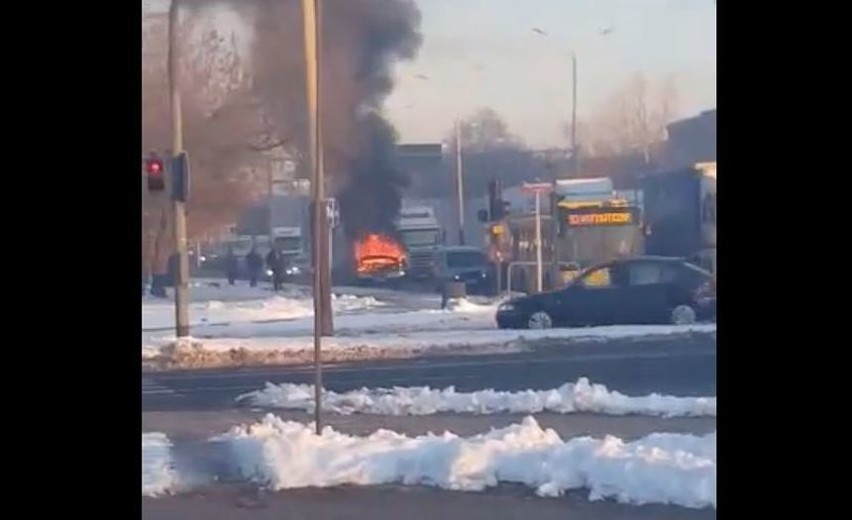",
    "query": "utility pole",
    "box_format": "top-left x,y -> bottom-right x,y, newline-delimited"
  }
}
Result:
534,191 -> 543,292
547,155 -> 561,290
303,0 -> 333,435
455,118 -> 465,245
523,182 -> 553,293
570,53 -> 578,175
168,0 -> 189,338
267,158 -> 275,252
